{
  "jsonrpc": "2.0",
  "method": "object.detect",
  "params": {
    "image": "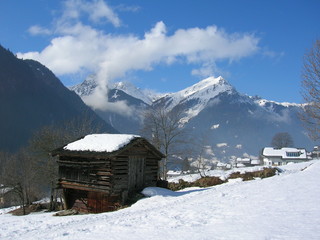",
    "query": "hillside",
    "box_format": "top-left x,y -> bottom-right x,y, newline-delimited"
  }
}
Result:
0,46 -> 117,152
1,161 -> 319,239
